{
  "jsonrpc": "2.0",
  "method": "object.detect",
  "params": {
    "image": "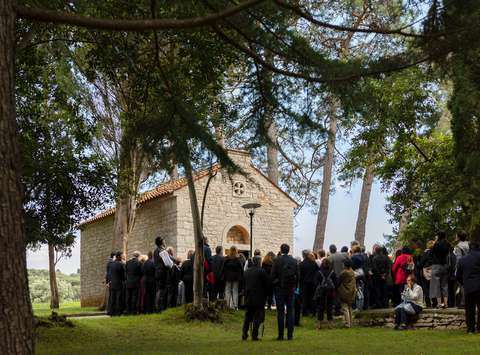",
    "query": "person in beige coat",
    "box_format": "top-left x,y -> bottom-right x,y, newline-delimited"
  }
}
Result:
337,259 -> 357,328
